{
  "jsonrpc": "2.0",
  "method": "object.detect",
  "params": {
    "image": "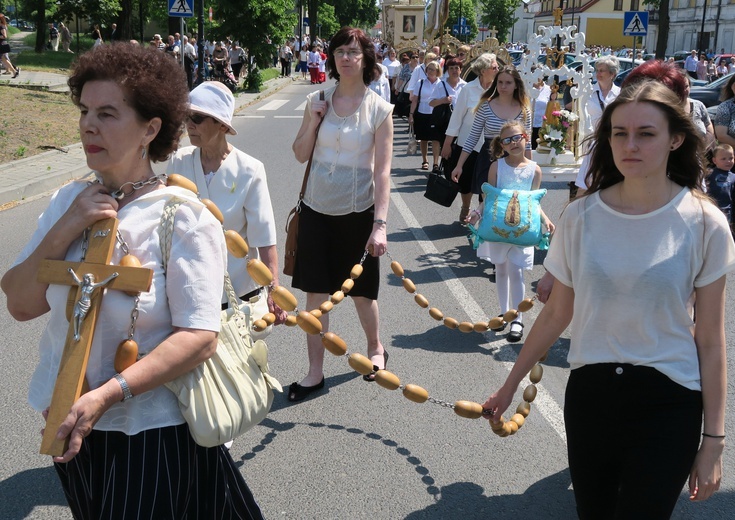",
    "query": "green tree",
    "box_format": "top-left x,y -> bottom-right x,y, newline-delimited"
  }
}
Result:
329,0 -> 379,29
213,0 -> 296,70
317,3 -> 340,40
478,0 -> 520,43
444,0 -> 479,43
